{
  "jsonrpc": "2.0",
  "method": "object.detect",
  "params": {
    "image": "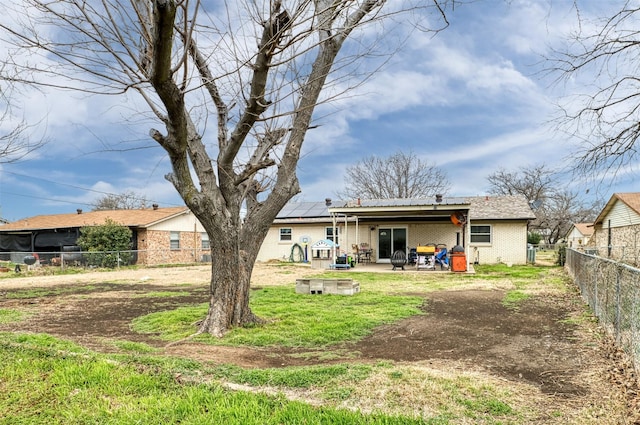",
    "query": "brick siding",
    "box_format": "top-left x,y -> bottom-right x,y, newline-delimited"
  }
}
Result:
137,229 -> 211,266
